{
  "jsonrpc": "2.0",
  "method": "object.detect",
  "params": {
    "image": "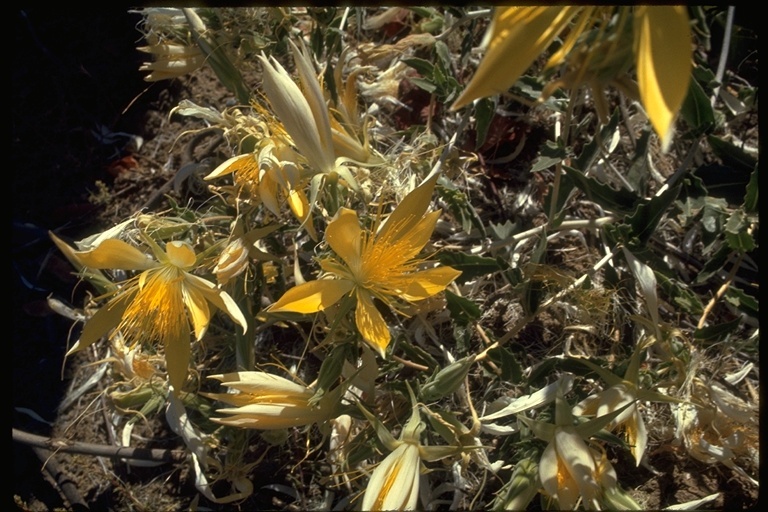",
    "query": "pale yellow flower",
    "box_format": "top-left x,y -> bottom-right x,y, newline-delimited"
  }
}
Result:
519,383 -> 641,510
451,6 -> 692,151
363,442 -> 421,511
50,233 -> 247,392
267,174 -> 460,356
206,371 -> 340,430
